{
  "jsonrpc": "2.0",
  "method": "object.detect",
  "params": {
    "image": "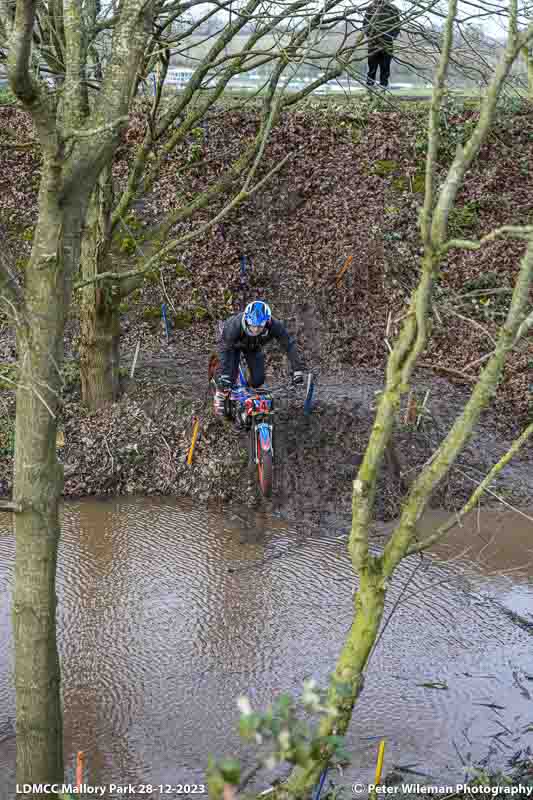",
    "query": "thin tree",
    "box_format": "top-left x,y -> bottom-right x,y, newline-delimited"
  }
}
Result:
288,1 -> 533,793
0,0 -> 166,787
